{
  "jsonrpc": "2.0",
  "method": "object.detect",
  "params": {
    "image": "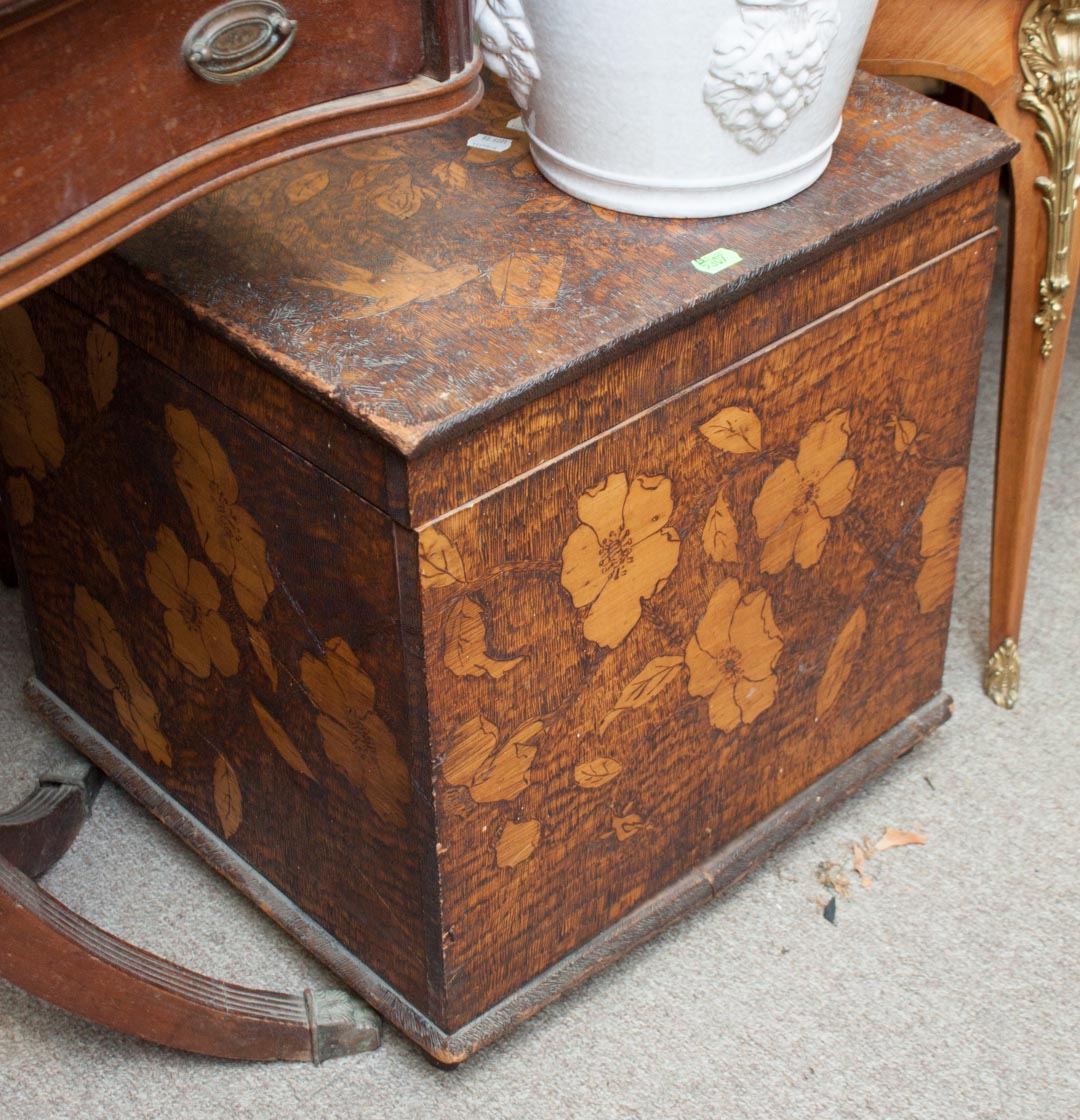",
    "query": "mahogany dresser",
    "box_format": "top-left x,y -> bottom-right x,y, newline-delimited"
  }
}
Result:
0,76 -> 1015,1062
